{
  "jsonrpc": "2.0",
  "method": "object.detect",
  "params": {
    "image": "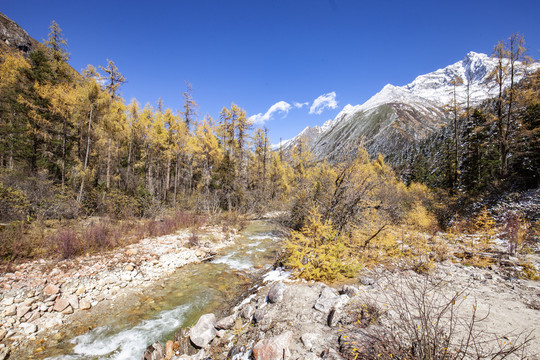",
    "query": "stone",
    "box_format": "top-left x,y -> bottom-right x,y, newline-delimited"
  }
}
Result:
44,294 -> 58,302
340,285 -> 359,297
67,294 -> 79,309
79,299 -> 92,310
241,304 -> 254,320
216,329 -> 226,338
143,342 -> 164,360
0,329 -> 6,341
165,340 -> 174,360
124,264 -> 135,272
16,305 -> 31,318
53,298 -> 70,312
1,297 -> 14,306
0,347 -> 10,360
253,309 -> 265,324
23,297 -> 37,306
189,313 -> 217,348
252,331 -> 292,360
321,348 -> 345,360
215,314 -> 235,330
301,333 -> 318,350
62,305 -> 74,315
43,284 -> 60,296
20,322 -> 37,335
360,277 -> 375,286
4,304 -> 16,316
43,315 -> 63,329
267,282 -> 286,304
29,311 -> 41,322
126,249 -> 137,256
75,285 -> 86,296
314,287 -> 340,313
